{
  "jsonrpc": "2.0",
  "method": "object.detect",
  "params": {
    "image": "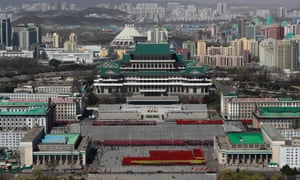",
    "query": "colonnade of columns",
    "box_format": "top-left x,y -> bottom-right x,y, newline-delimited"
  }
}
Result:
226,154 -> 272,165
96,86 -> 208,95
33,155 -> 82,168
